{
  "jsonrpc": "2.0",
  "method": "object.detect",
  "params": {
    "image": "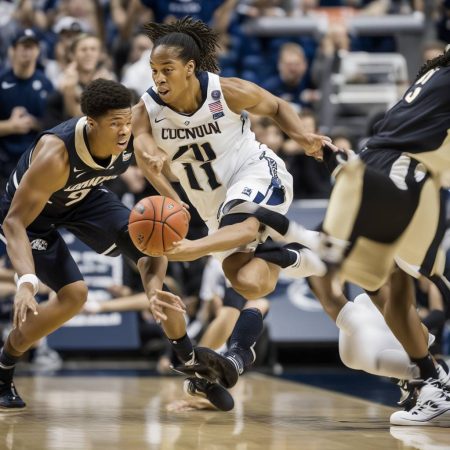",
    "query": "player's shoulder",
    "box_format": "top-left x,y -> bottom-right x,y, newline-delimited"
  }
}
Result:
35,134 -> 69,167
220,76 -> 259,100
